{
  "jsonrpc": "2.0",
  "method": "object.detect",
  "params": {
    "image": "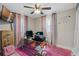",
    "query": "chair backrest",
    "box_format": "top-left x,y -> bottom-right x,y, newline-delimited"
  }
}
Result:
26,31 -> 33,37
36,32 -> 43,35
